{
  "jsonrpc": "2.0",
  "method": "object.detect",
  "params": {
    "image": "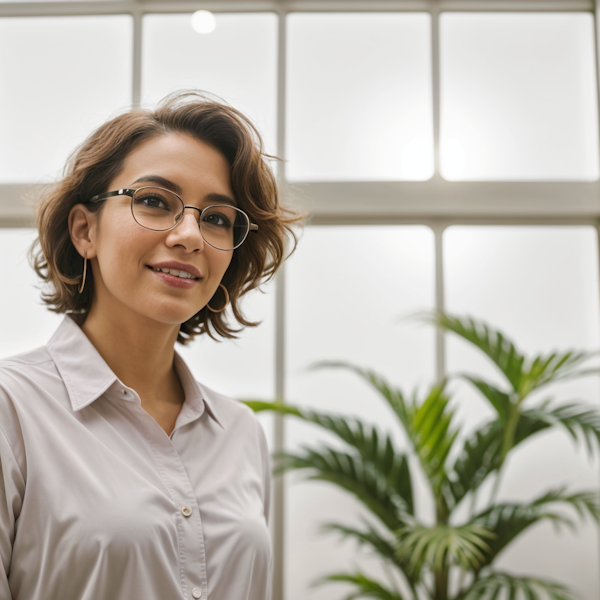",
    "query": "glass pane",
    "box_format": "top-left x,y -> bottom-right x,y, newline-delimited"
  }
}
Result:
0,16 -> 132,184
286,13 -> 433,182
177,282 -> 276,446
0,229 -> 63,358
445,226 -> 600,598
440,13 -> 599,181
142,13 -> 278,155
285,226 -> 436,600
